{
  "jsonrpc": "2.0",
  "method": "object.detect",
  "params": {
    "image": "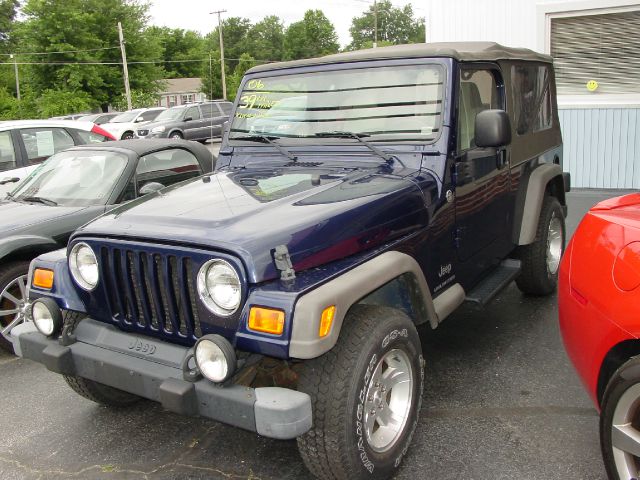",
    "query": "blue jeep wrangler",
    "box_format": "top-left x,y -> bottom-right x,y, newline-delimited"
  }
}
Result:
12,42 -> 569,480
